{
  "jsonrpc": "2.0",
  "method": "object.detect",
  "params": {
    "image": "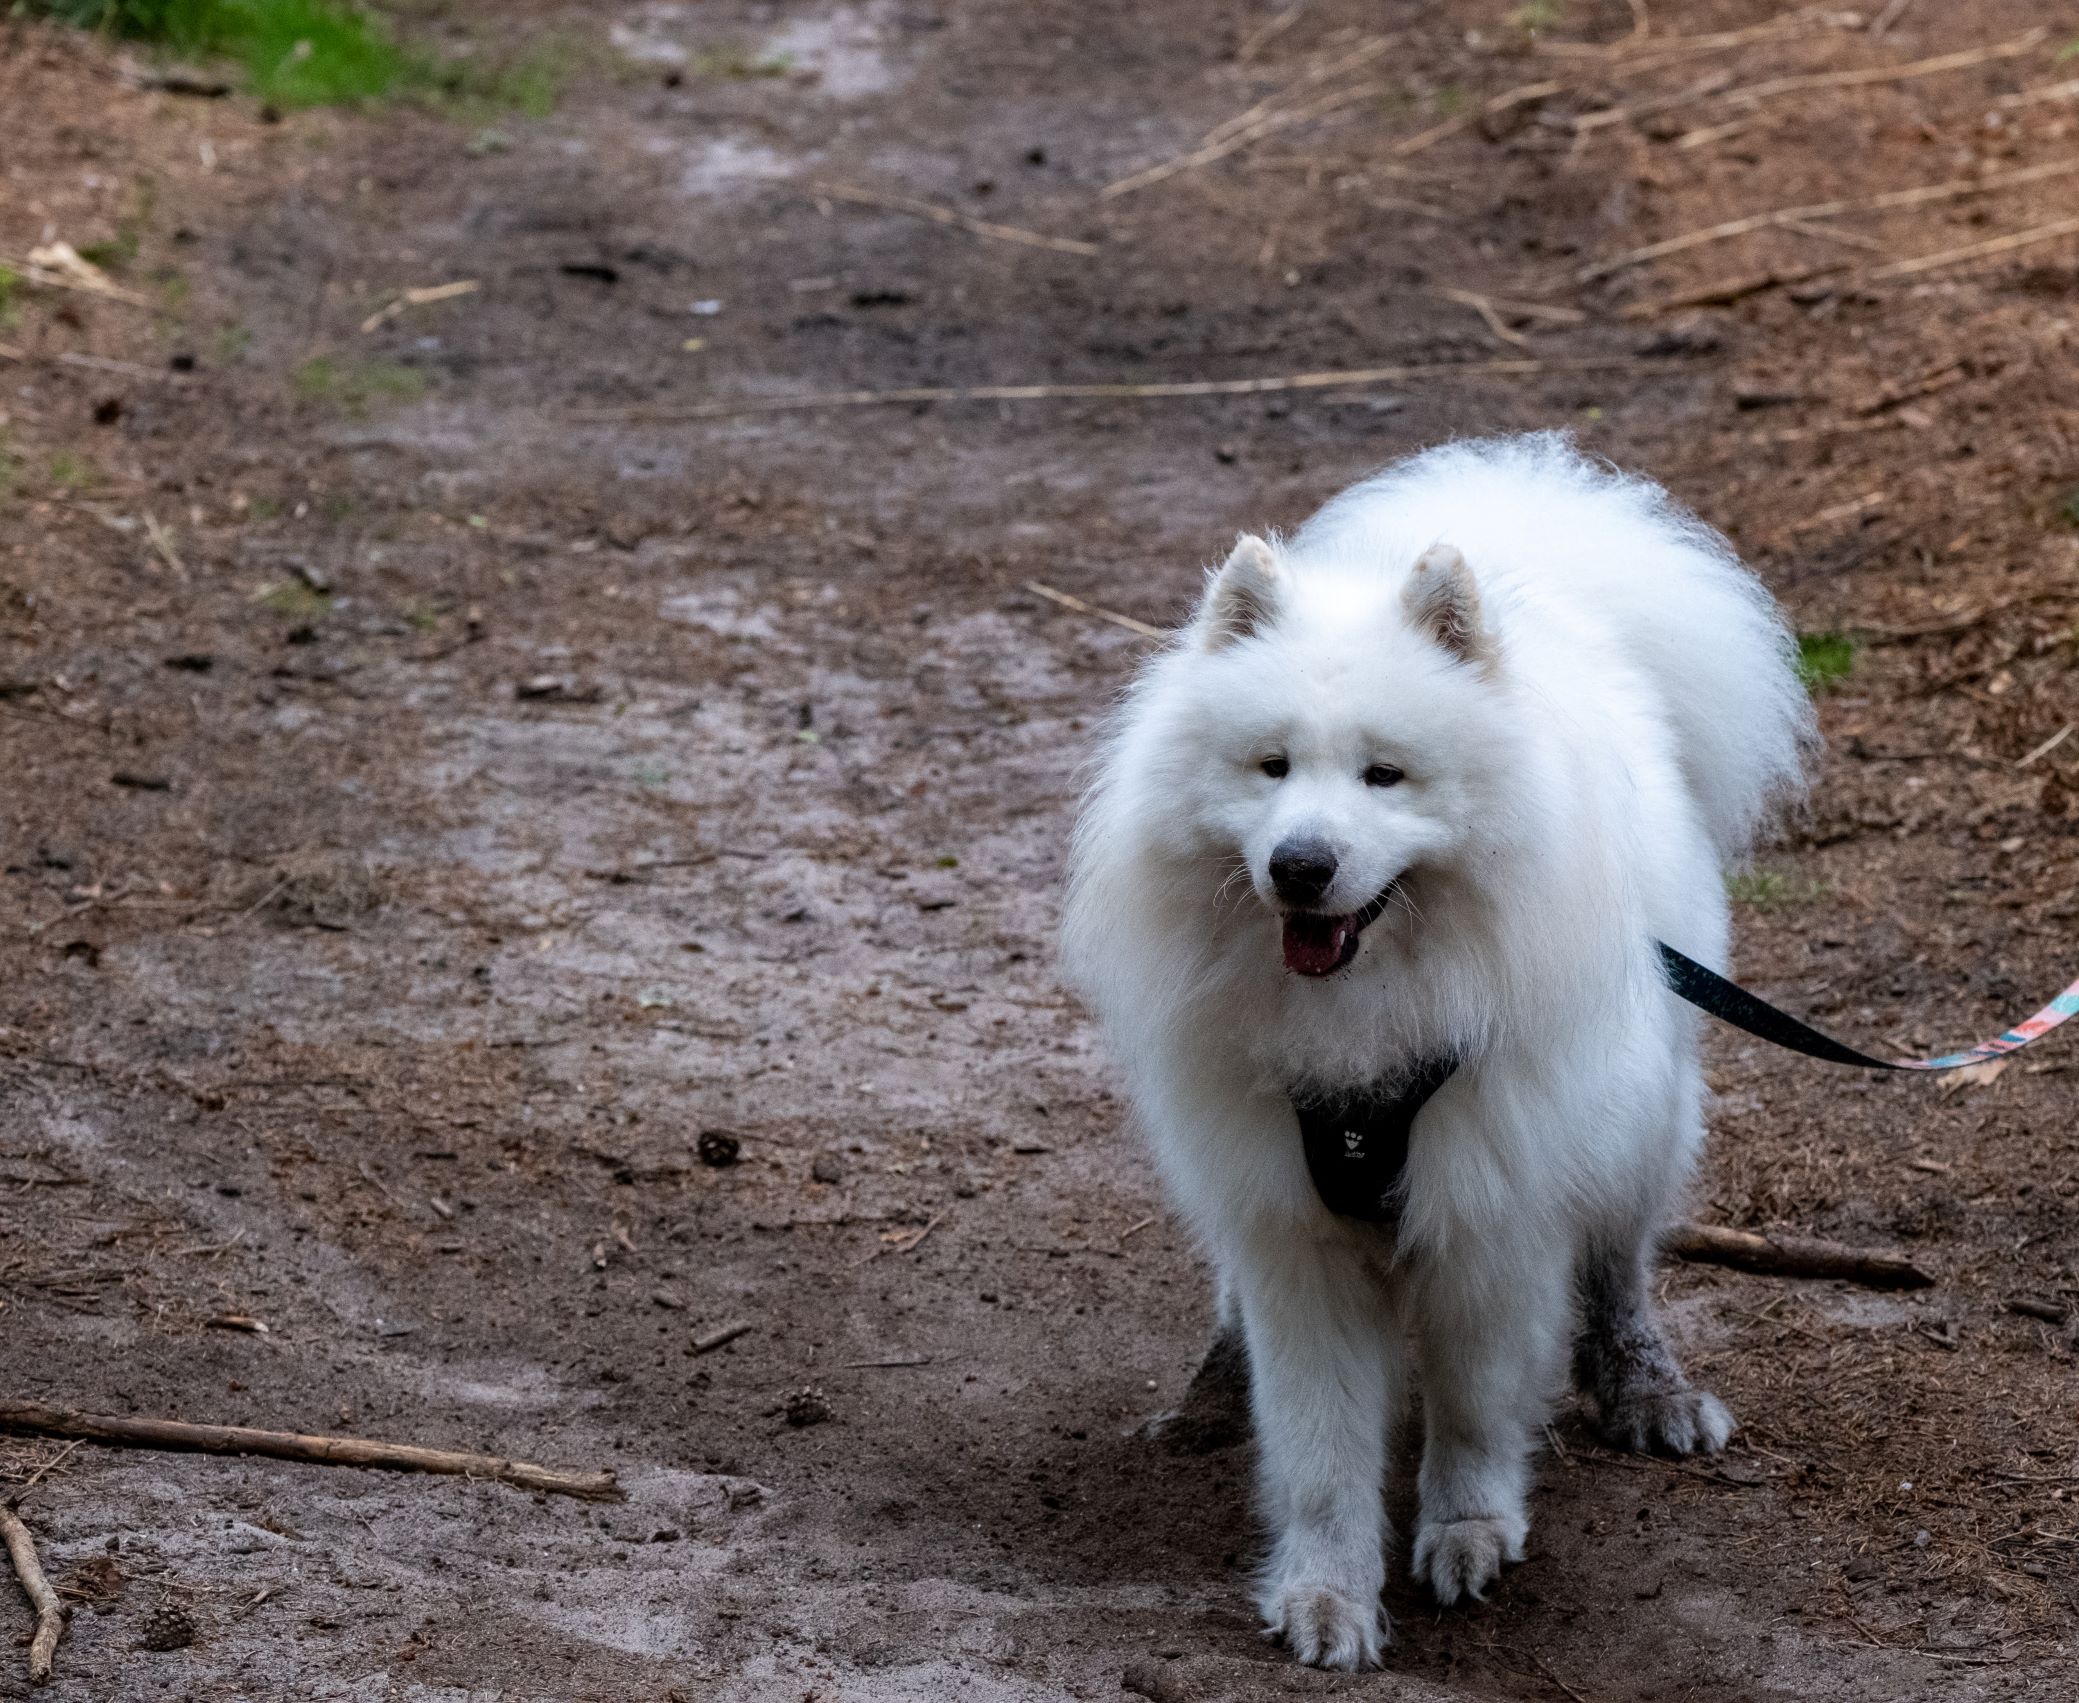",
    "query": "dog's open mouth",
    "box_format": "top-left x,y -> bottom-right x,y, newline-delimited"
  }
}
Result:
1281,913 -> 1361,977
1279,880 -> 1403,979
